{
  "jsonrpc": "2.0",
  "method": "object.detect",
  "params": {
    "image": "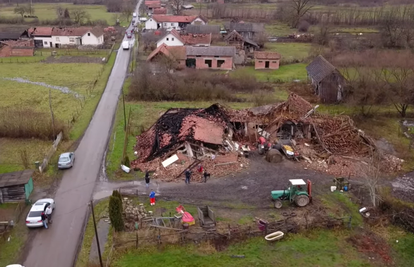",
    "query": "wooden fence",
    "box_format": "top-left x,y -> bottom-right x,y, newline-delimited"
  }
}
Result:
39,132 -> 63,173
